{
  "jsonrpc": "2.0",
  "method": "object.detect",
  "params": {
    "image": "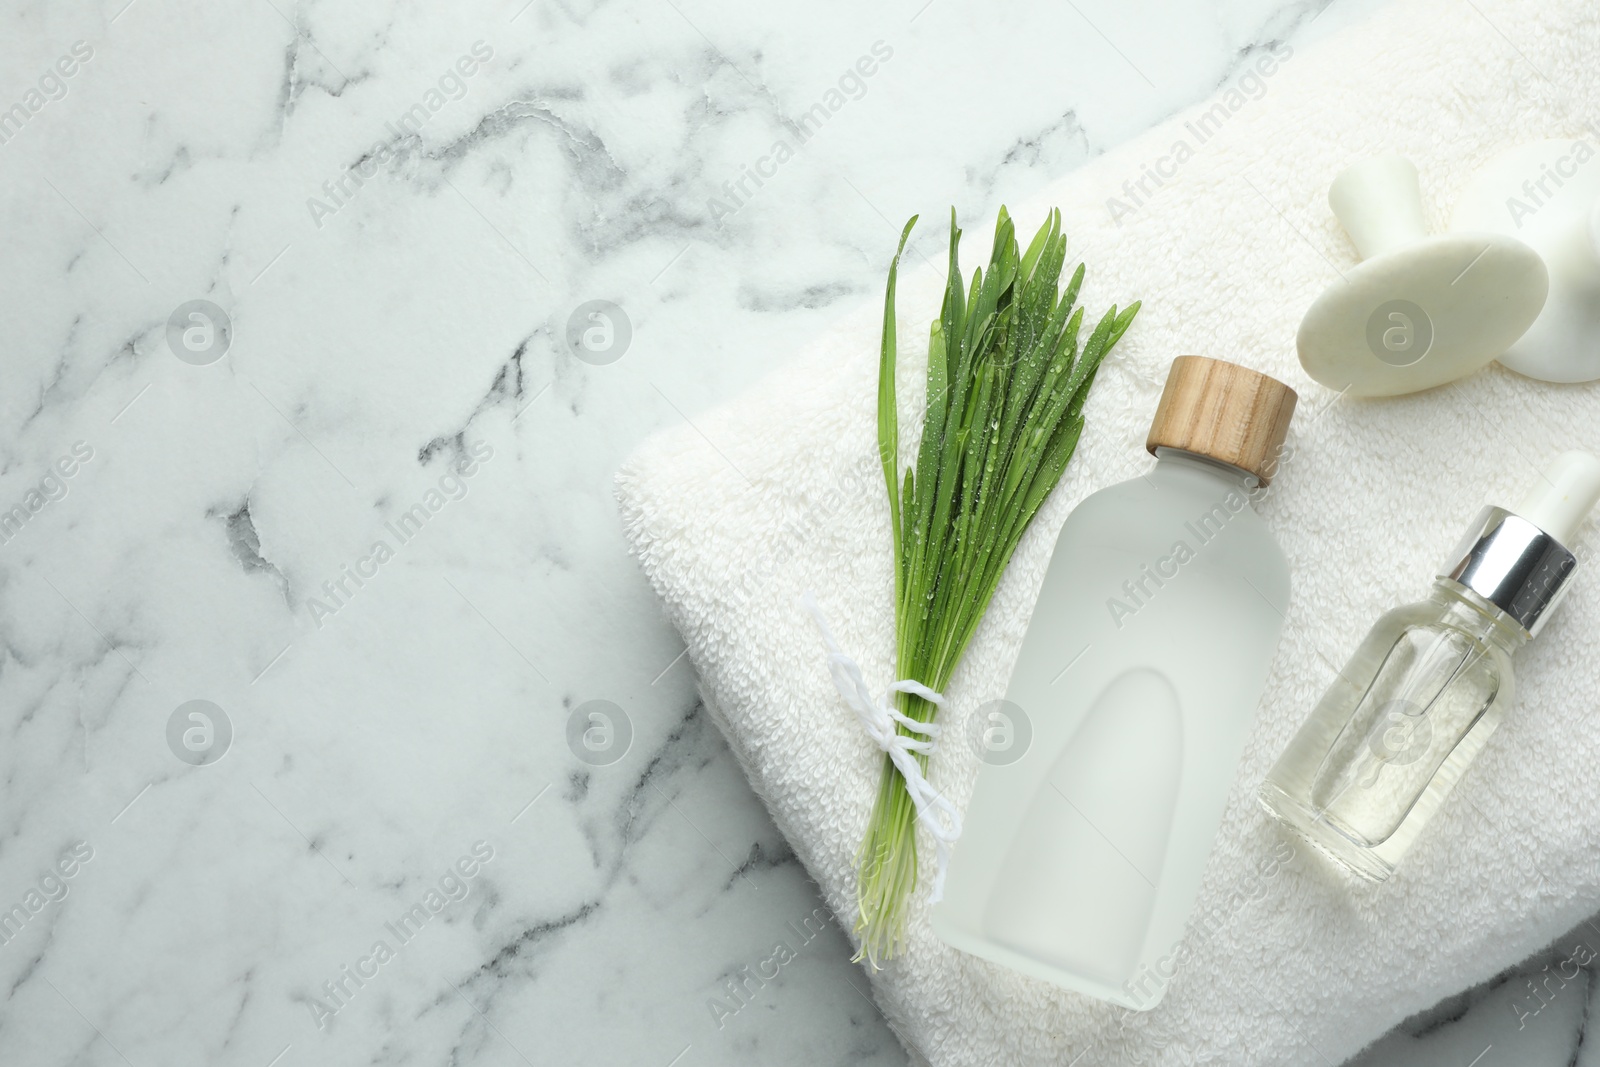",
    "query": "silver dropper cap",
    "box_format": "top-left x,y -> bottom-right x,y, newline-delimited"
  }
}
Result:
1437,452 -> 1600,637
